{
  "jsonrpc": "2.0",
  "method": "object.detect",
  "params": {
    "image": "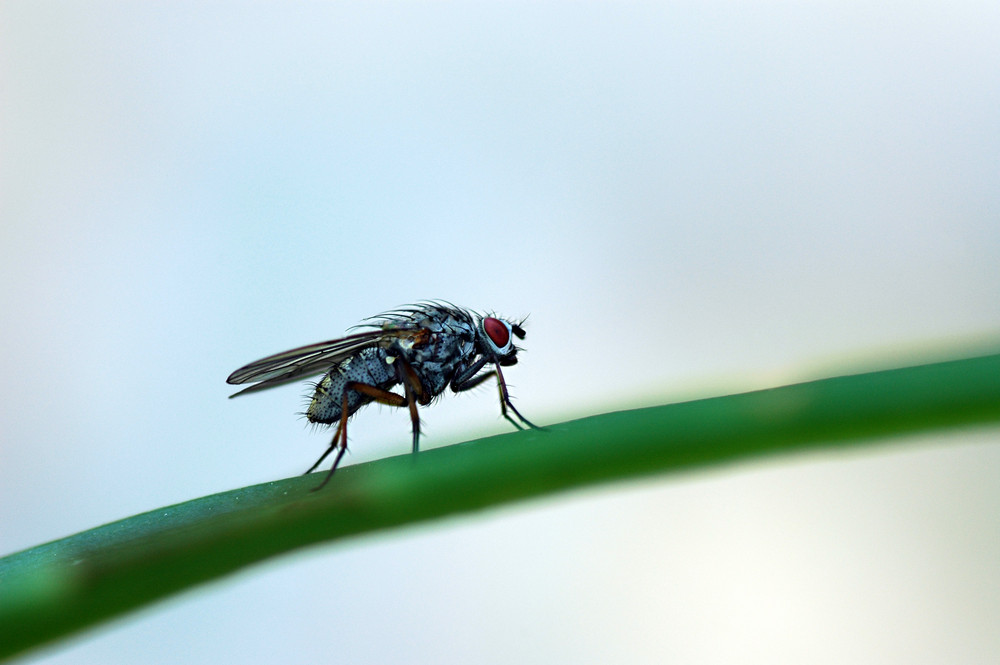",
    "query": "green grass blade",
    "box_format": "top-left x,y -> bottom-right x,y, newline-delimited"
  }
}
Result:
2,351 -> 1000,660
